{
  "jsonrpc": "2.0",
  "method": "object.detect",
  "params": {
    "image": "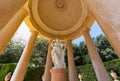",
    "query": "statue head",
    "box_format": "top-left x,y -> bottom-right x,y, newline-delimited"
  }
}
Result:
51,39 -> 60,47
